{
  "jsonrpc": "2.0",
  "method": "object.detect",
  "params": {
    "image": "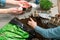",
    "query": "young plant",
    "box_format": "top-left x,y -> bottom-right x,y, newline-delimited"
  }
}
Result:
40,0 -> 53,10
